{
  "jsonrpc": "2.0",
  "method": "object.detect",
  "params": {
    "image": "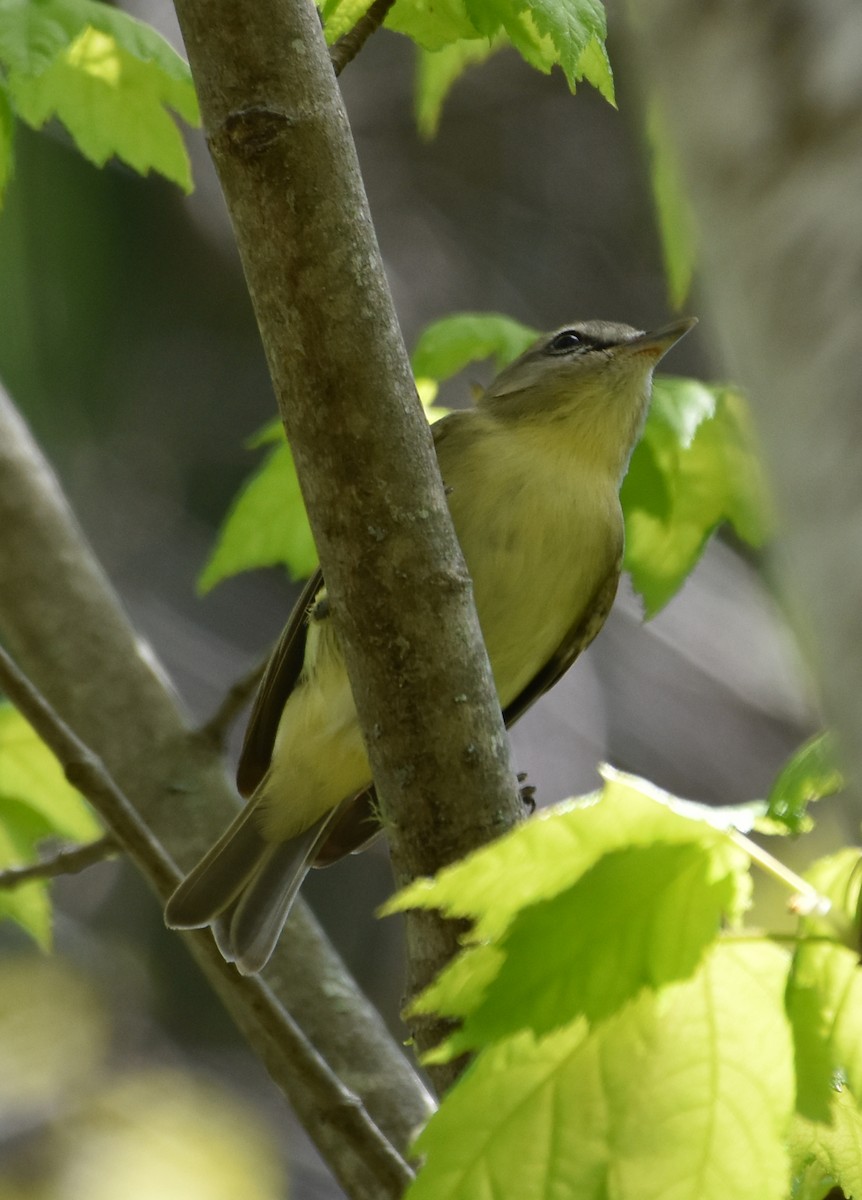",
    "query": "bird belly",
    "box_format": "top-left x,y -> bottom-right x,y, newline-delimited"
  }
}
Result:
259,620 -> 370,843
451,461 -> 620,709
258,444 -> 620,841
